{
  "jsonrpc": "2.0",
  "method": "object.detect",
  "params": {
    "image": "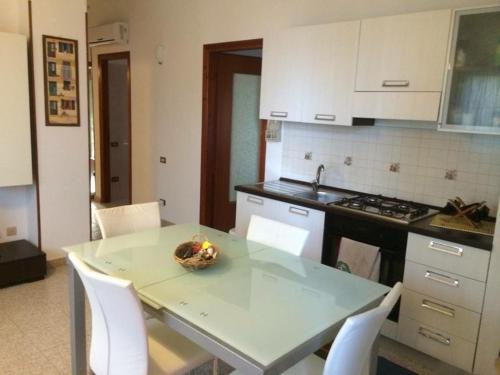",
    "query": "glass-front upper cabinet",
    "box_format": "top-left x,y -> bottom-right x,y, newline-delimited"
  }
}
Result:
440,6 -> 500,134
